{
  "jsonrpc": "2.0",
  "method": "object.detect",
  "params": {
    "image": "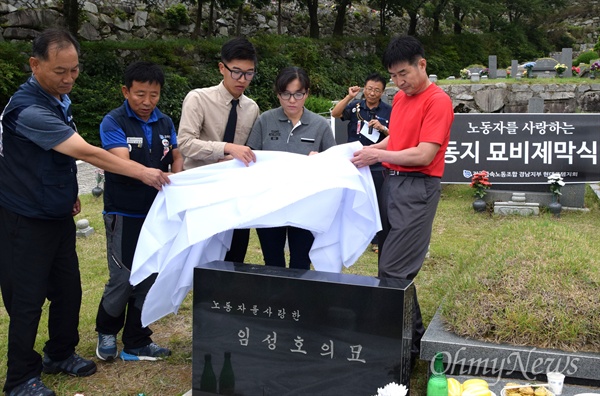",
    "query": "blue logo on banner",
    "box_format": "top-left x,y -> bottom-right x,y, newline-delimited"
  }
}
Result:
463,170 -> 473,178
